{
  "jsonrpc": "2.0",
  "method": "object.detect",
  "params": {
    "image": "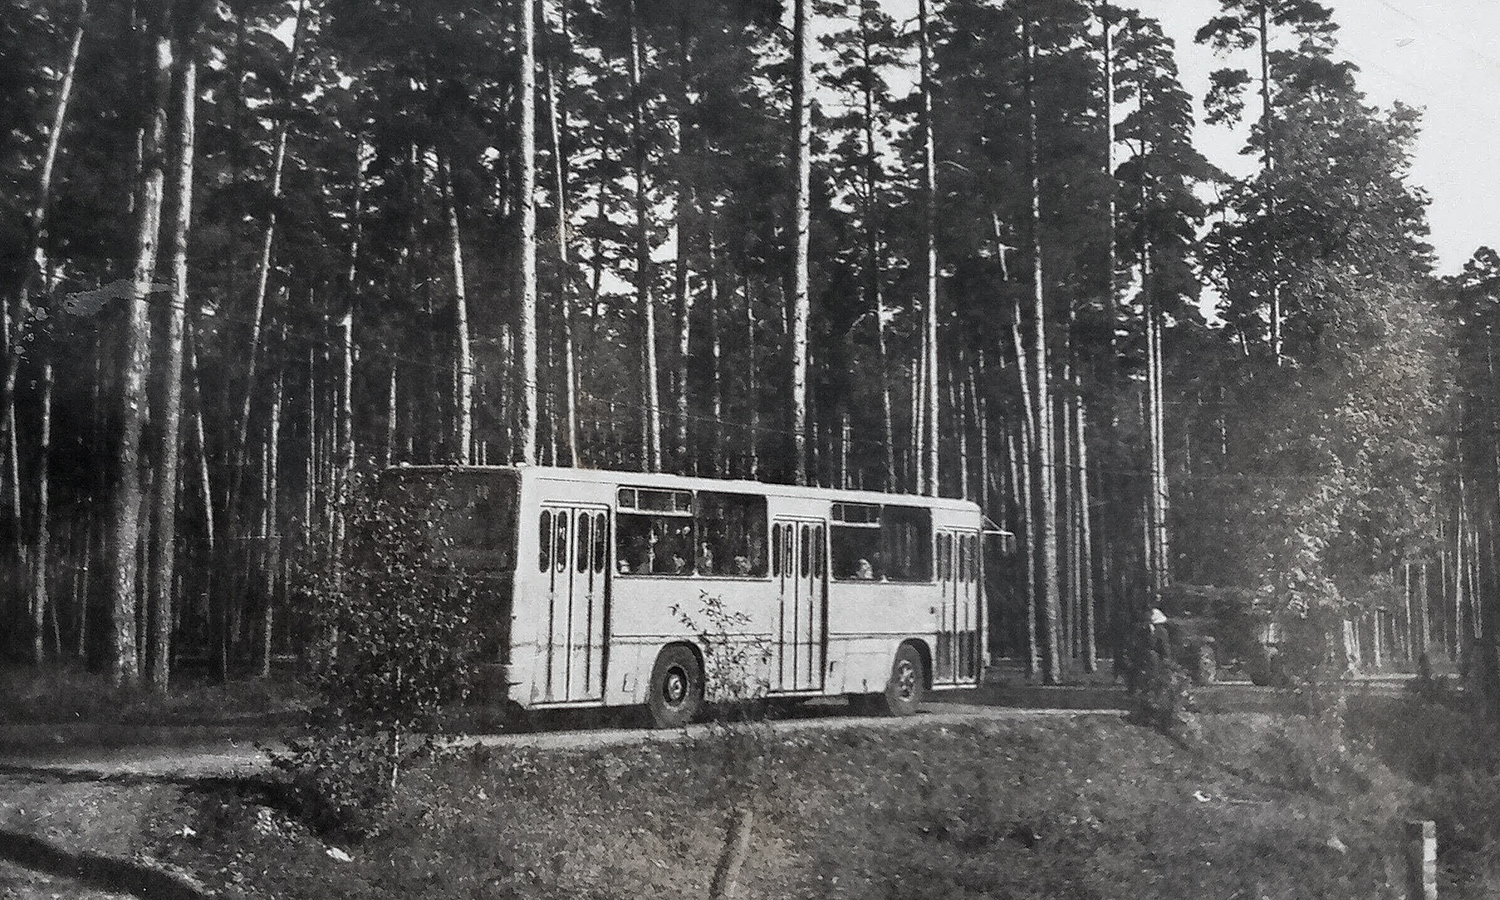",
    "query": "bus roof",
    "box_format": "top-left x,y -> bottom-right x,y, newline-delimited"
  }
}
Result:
384,464 -> 986,515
